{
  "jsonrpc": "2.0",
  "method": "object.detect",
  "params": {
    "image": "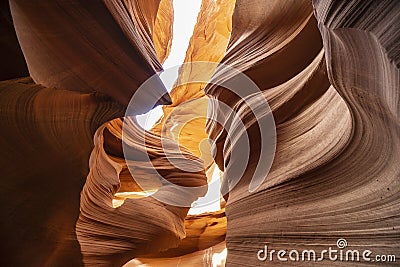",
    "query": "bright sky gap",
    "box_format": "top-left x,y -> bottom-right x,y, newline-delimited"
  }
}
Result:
137,0 -> 202,130
136,0 -> 221,215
